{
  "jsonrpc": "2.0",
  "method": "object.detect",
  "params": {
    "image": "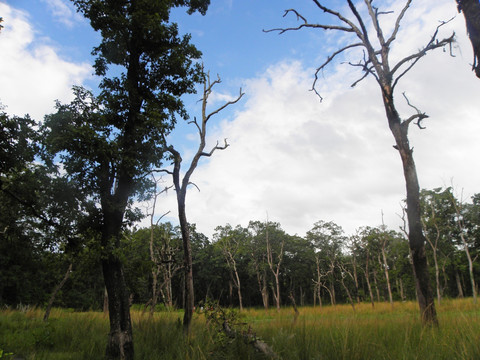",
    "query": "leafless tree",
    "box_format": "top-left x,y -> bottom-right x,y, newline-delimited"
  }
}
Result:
266,219 -> 285,312
220,235 -> 244,311
449,189 -> 478,304
162,71 -> 243,332
421,198 -> 443,305
268,0 -> 455,325
456,0 -> 480,77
